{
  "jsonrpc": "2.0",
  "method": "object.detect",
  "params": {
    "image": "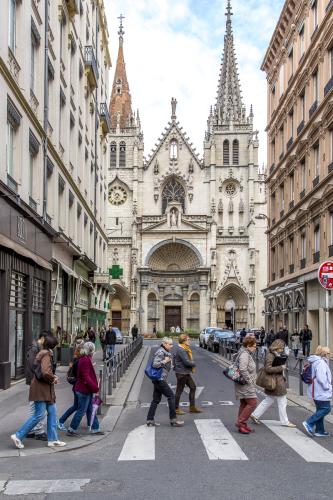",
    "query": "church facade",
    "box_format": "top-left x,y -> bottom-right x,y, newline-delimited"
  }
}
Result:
107,3 -> 267,334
